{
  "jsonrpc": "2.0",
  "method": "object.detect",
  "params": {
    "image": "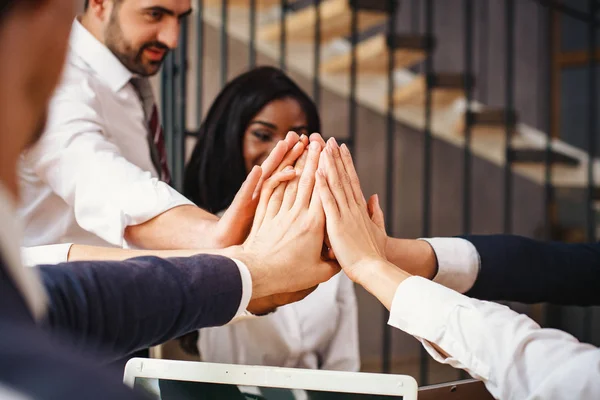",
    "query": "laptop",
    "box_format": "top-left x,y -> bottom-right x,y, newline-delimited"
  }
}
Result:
123,358 -> 418,400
